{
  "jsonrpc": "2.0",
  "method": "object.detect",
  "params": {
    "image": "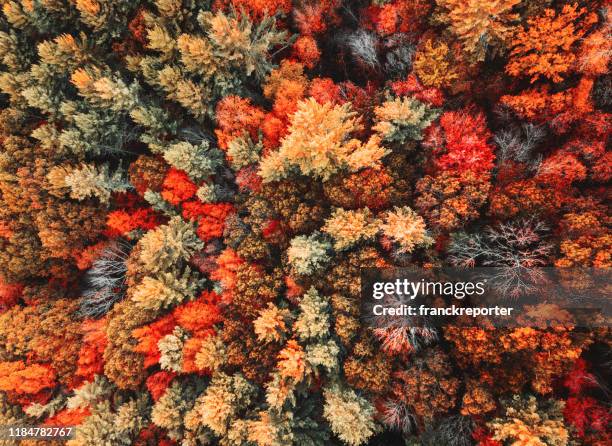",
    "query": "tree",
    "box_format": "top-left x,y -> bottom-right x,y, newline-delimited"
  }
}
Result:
259,98 -> 389,182
435,0 -> 520,61
506,3 -> 598,83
